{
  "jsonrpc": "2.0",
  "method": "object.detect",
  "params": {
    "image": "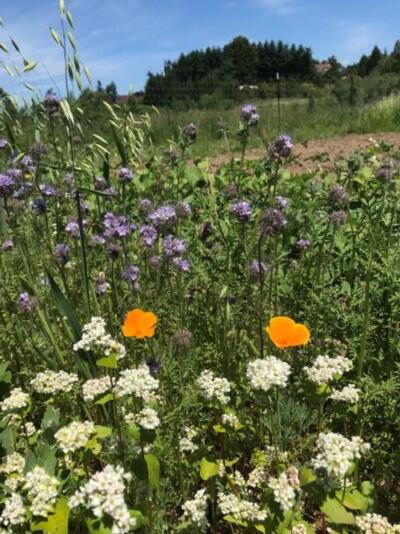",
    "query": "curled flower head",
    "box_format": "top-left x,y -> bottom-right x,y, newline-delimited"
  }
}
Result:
266,316 -> 310,349
122,308 -> 158,338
